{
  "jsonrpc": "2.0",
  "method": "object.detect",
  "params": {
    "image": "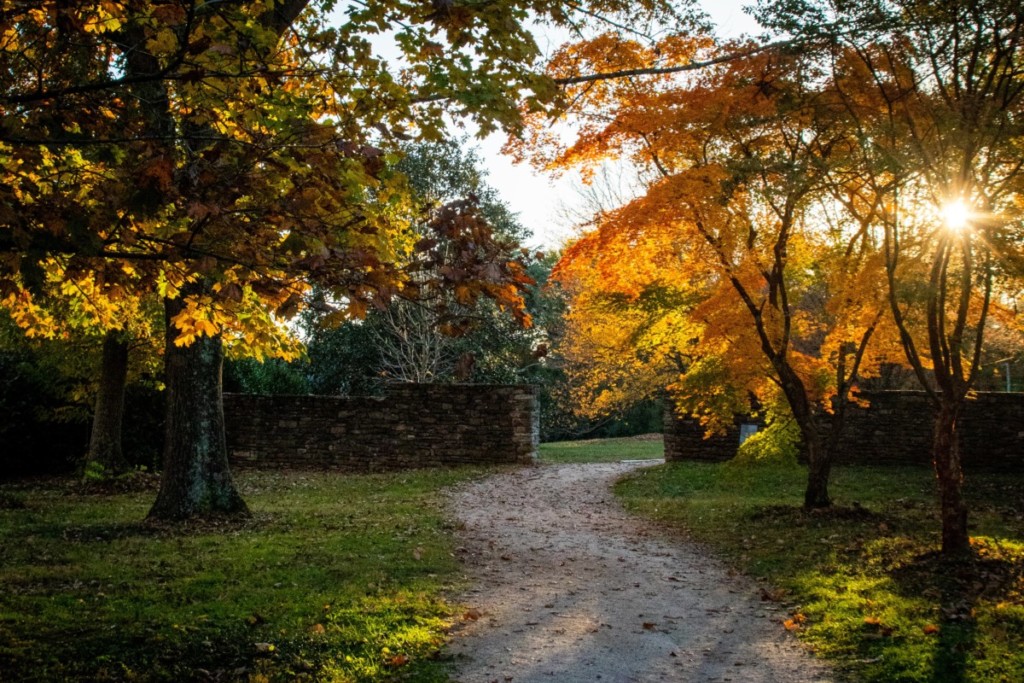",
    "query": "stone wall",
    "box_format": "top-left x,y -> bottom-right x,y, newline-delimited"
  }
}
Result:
665,391 -> 1024,468
663,405 -> 762,462
831,391 -> 1024,468
224,384 -> 539,471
